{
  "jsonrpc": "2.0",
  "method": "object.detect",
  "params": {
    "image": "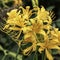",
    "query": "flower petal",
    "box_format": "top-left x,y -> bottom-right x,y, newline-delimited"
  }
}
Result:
49,45 -> 60,50
46,49 -> 53,60
23,46 -> 32,55
38,48 -> 44,53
